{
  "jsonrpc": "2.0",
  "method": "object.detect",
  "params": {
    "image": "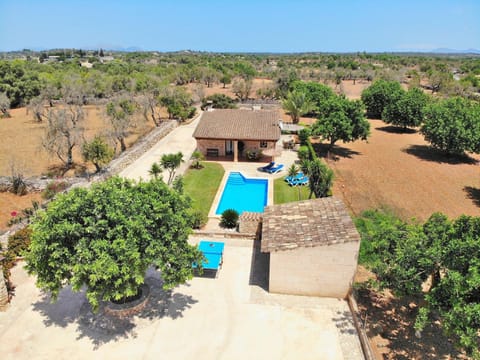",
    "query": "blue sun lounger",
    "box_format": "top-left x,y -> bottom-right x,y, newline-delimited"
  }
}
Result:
285,172 -> 304,183
266,164 -> 284,174
288,176 -> 309,186
193,241 -> 225,273
260,162 -> 275,172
